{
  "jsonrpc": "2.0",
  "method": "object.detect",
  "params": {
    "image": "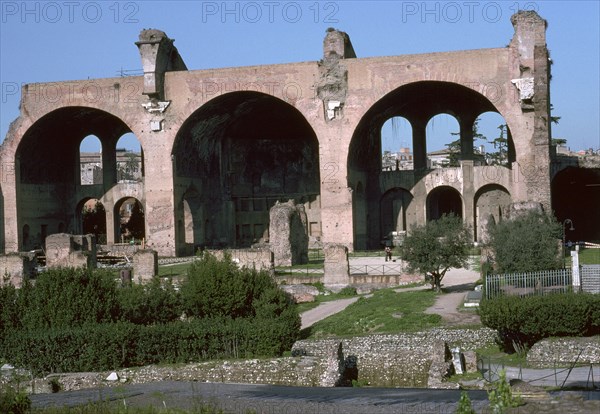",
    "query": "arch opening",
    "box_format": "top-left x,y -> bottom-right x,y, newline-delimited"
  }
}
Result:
427,186 -> 463,221
15,107 -> 131,250
115,197 -> 145,244
172,91 -> 320,250
348,81 -> 503,249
